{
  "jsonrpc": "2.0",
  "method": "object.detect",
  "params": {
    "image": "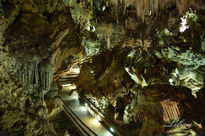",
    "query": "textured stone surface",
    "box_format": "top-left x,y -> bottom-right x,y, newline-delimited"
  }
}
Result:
1,0 -> 205,136
75,9 -> 205,136
0,0 -> 82,135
